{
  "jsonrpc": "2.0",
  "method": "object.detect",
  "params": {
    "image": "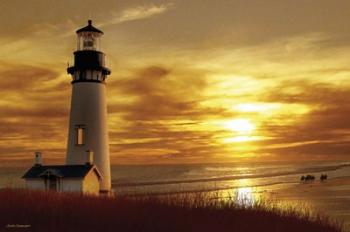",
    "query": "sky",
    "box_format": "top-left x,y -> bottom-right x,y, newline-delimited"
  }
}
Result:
1,0 -> 350,166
